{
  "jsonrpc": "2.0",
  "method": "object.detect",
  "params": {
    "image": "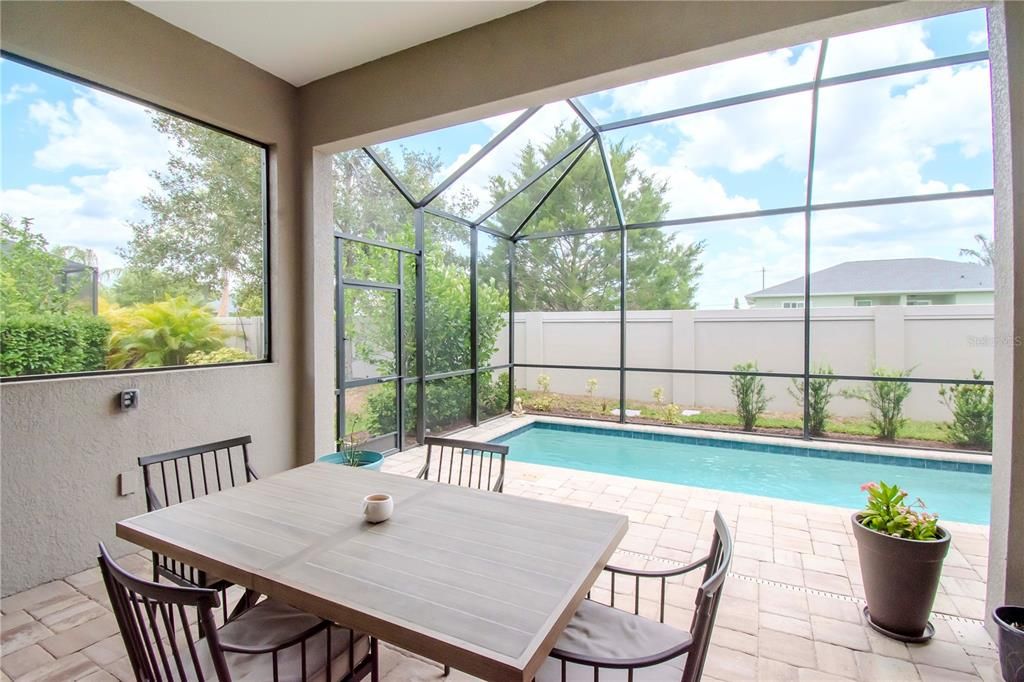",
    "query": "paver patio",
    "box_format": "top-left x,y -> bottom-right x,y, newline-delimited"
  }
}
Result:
0,415 -> 999,681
